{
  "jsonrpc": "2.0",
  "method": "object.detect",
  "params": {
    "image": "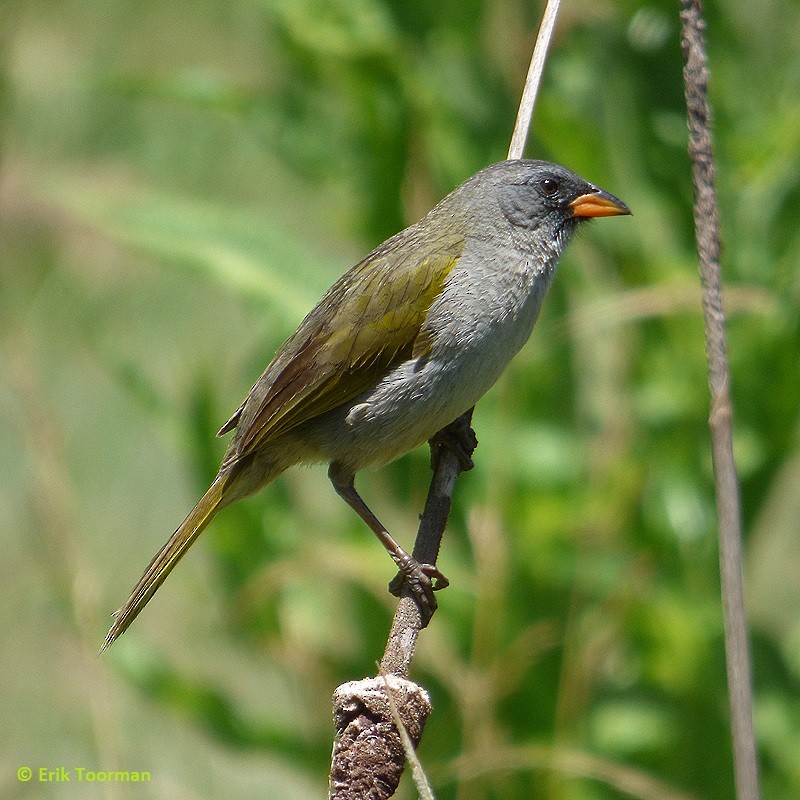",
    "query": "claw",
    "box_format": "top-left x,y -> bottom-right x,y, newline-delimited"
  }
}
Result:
429,416 -> 478,472
388,559 -> 449,626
